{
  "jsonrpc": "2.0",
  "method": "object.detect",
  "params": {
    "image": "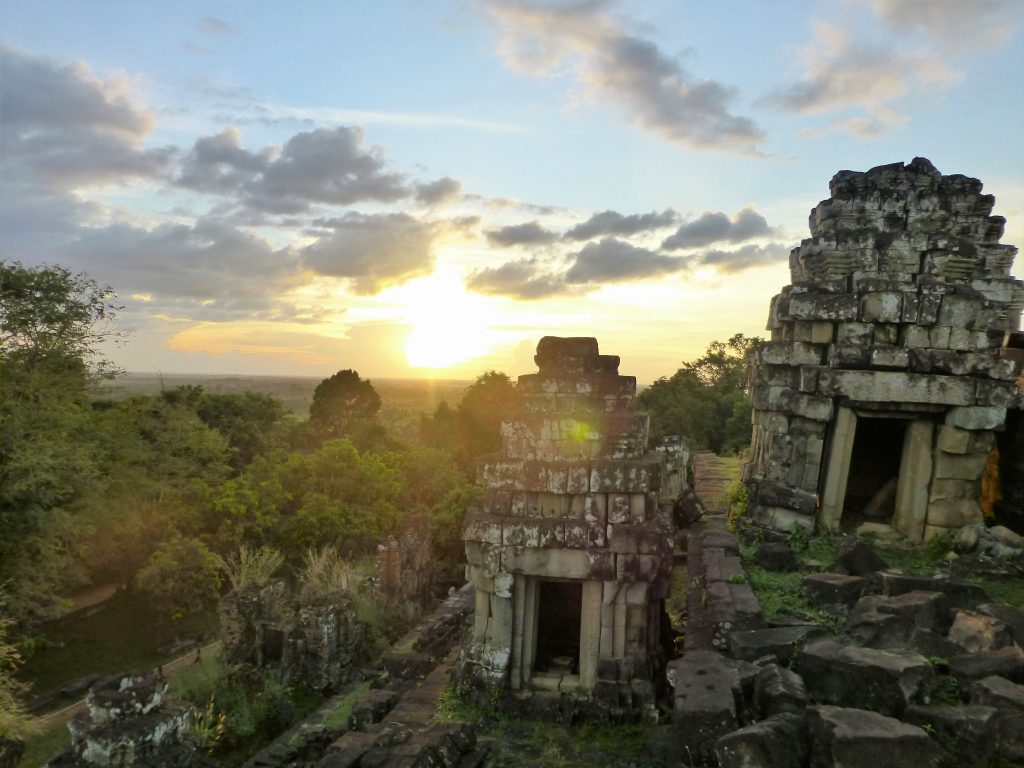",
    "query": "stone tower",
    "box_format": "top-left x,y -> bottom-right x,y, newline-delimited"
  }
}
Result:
746,158 -> 1023,541
461,337 -> 677,715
